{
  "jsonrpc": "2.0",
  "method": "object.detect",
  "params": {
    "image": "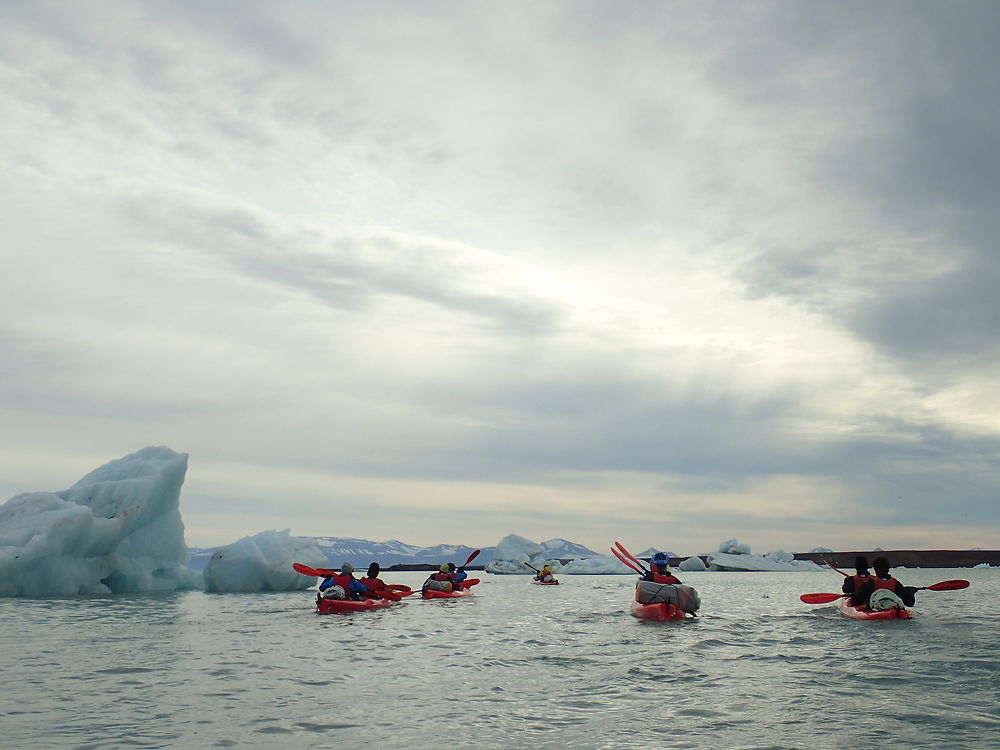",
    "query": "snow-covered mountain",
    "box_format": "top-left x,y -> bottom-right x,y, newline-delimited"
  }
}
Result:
187,537 -> 496,571
187,536 -> 604,571
540,538 -> 599,559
